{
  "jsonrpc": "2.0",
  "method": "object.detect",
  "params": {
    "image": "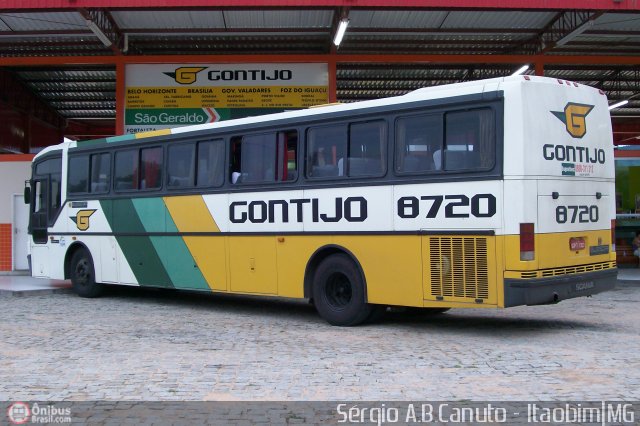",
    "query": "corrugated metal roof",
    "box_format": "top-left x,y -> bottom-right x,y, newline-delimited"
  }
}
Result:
224,10 -> 333,29
441,11 -> 555,29
18,69 -> 115,81
0,12 -> 86,31
111,11 -> 226,30
593,13 -> 640,31
0,38 -> 110,56
27,81 -> 116,91
349,10 -> 449,28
